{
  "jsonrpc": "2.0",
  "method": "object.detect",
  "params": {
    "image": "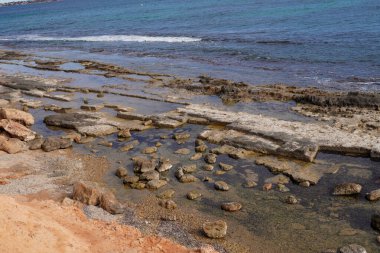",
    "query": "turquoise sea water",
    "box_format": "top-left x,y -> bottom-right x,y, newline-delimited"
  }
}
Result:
0,0 -> 379,89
